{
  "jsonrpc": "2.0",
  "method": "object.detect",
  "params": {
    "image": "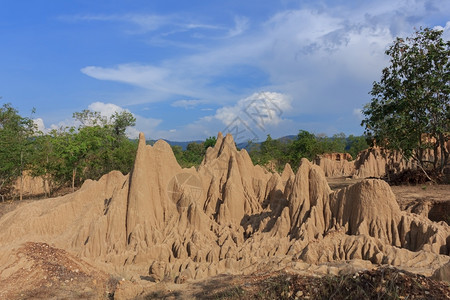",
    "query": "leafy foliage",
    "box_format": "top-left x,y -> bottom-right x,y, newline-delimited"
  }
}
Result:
249,131 -> 368,172
362,27 -> 450,174
0,103 -> 36,196
346,135 -> 369,159
171,136 -> 218,168
27,109 -> 137,195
